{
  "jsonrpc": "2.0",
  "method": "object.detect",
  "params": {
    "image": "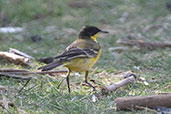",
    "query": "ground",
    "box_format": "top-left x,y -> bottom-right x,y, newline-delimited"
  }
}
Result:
0,0 -> 171,113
